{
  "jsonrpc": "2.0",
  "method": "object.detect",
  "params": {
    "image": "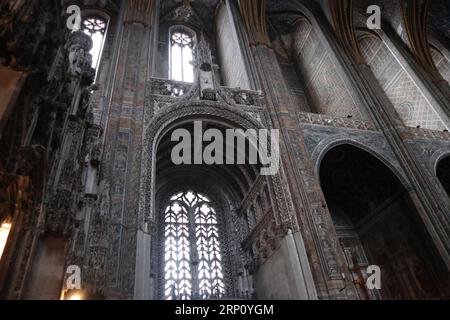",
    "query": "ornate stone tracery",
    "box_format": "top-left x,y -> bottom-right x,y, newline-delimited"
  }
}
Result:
0,0 -> 449,301
160,190 -> 225,300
